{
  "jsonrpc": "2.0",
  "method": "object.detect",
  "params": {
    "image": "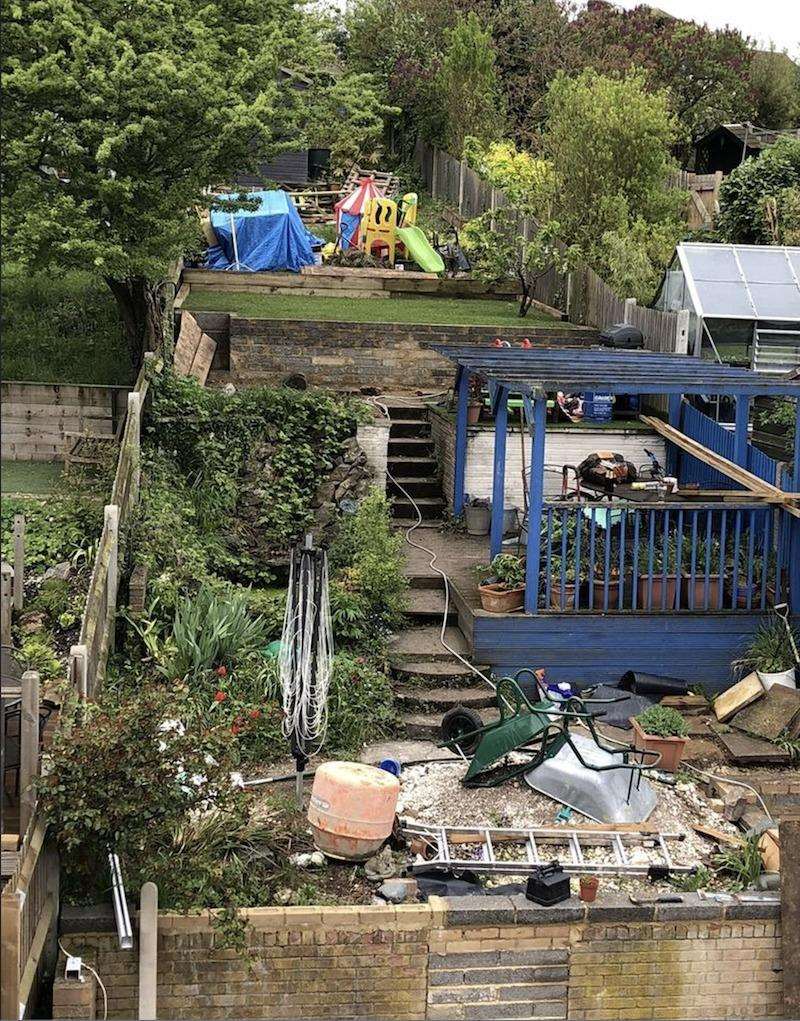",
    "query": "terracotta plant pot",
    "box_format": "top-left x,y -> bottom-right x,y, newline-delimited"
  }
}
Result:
579,876 -> 599,903
467,403 -> 482,425
683,575 -> 722,608
549,582 -> 577,609
591,576 -> 621,609
478,583 -> 525,613
637,574 -> 679,610
630,716 -> 688,773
